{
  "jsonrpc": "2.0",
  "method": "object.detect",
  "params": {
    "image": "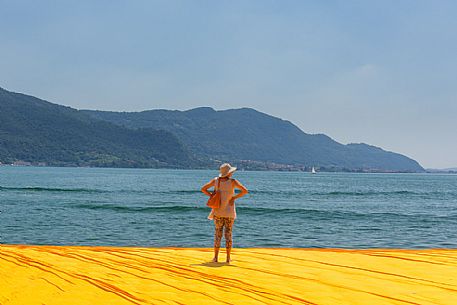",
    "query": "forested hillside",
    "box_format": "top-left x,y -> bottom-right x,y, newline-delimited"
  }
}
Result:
83,107 -> 424,172
0,88 -> 197,168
